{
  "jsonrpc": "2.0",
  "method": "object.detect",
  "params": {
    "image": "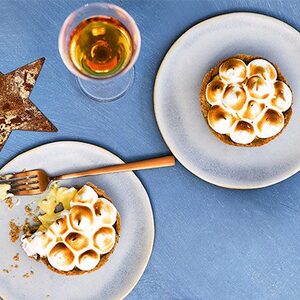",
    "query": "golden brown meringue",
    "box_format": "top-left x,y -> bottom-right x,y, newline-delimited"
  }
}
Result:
65,232 -> 89,251
94,198 -> 118,226
246,76 -> 274,100
78,250 -> 100,271
72,184 -> 97,204
49,216 -> 69,236
48,243 -> 75,272
94,227 -> 116,253
69,206 -> 94,231
208,105 -> 236,134
241,100 -> 265,120
21,185 -> 119,272
205,77 -> 226,104
248,59 -> 277,81
256,109 -> 284,138
222,84 -> 247,111
230,121 -> 255,144
219,58 -> 247,83
38,232 -> 54,249
271,81 -> 292,112
204,56 -> 292,145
